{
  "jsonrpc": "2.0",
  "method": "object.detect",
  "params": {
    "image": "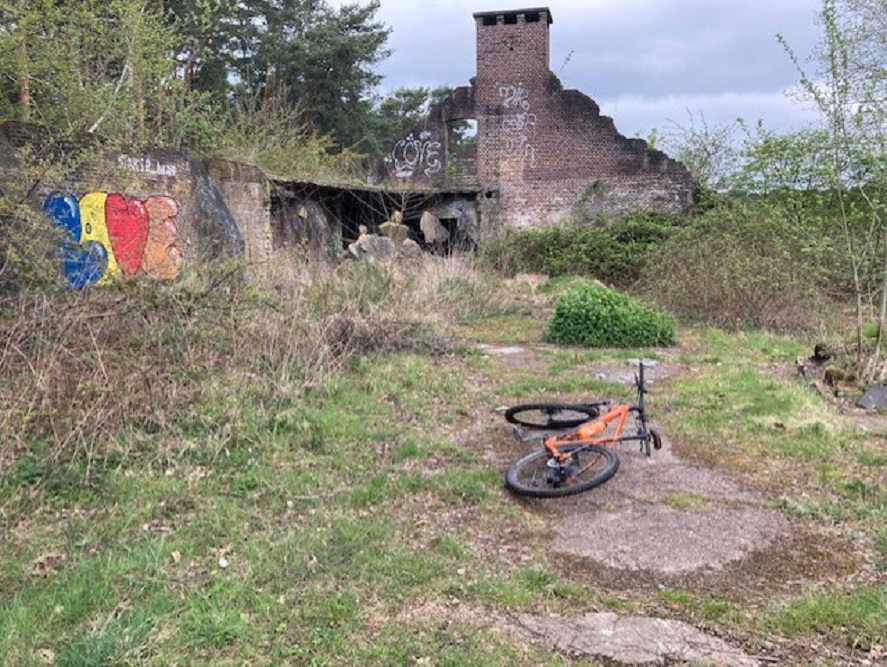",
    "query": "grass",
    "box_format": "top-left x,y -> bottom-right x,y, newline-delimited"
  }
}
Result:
766,586 -> 887,649
2,255 -> 885,665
